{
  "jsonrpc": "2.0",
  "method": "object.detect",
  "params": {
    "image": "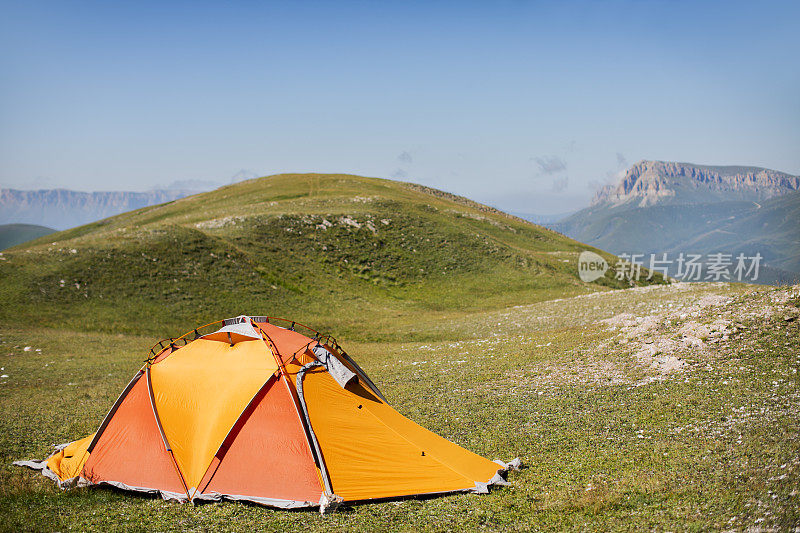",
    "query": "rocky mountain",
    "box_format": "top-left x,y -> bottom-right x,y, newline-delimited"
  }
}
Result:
592,160 -> 800,208
556,161 -> 800,285
0,188 -> 198,230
